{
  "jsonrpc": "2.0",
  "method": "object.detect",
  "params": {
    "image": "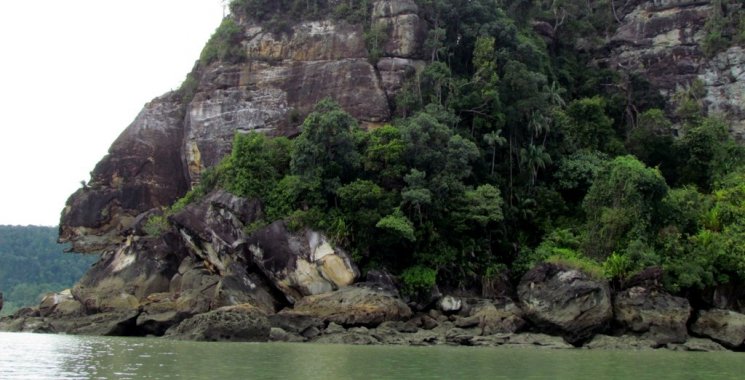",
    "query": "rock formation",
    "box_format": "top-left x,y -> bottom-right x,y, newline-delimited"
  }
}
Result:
607,0 -> 745,137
